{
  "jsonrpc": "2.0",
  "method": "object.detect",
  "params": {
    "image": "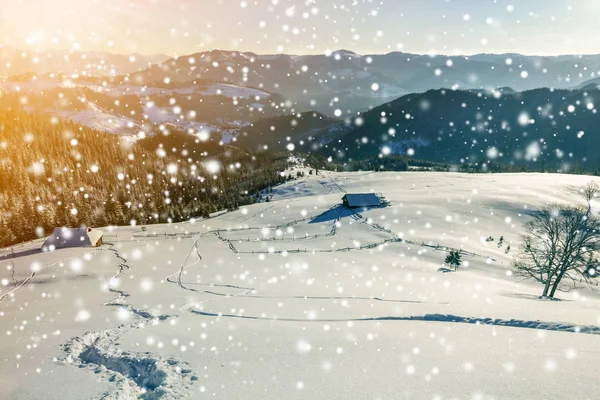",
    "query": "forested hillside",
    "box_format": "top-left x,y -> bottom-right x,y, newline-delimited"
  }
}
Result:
0,111 -> 289,247
328,87 -> 600,169
234,111 -> 339,151
252,87 -> 600,170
